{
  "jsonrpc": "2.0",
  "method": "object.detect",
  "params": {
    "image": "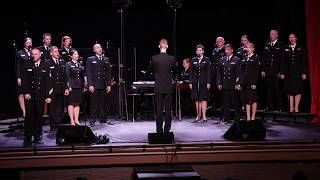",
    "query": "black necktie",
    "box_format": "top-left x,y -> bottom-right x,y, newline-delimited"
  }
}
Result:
99,56 -> 102,61
35,63 -> 38,68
